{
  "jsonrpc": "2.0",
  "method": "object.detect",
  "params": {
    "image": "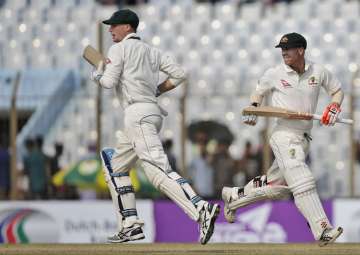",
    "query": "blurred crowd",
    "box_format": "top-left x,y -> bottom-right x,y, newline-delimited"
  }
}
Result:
187,130 -> 267,199
0,128 -> 270,201
0,134 -> 80,200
